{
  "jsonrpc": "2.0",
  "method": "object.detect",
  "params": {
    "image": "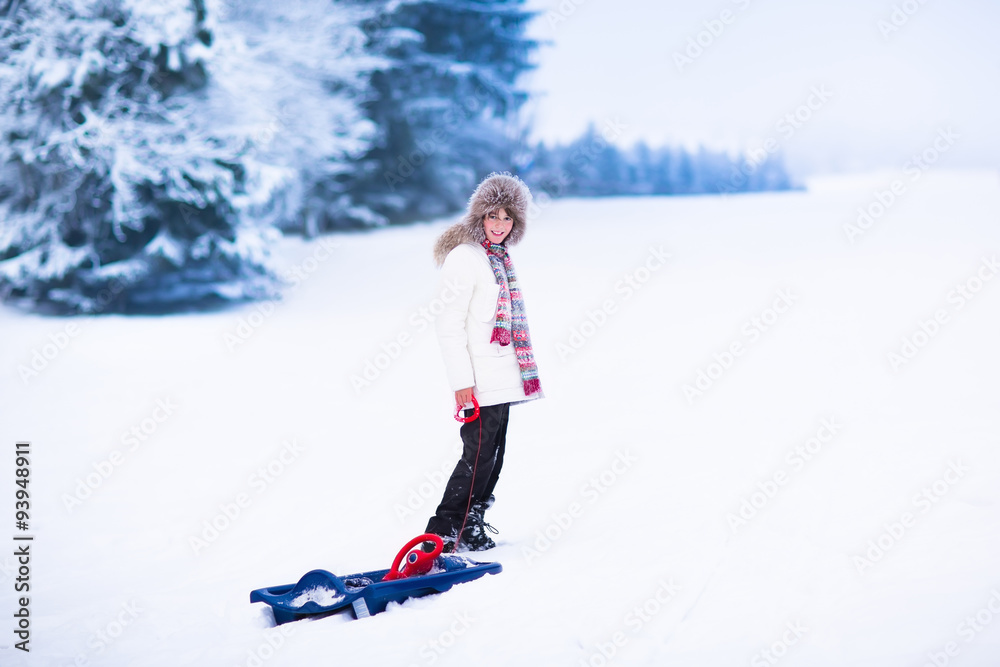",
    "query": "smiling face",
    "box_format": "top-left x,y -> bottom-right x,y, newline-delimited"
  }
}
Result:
483,208 -> 514,244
